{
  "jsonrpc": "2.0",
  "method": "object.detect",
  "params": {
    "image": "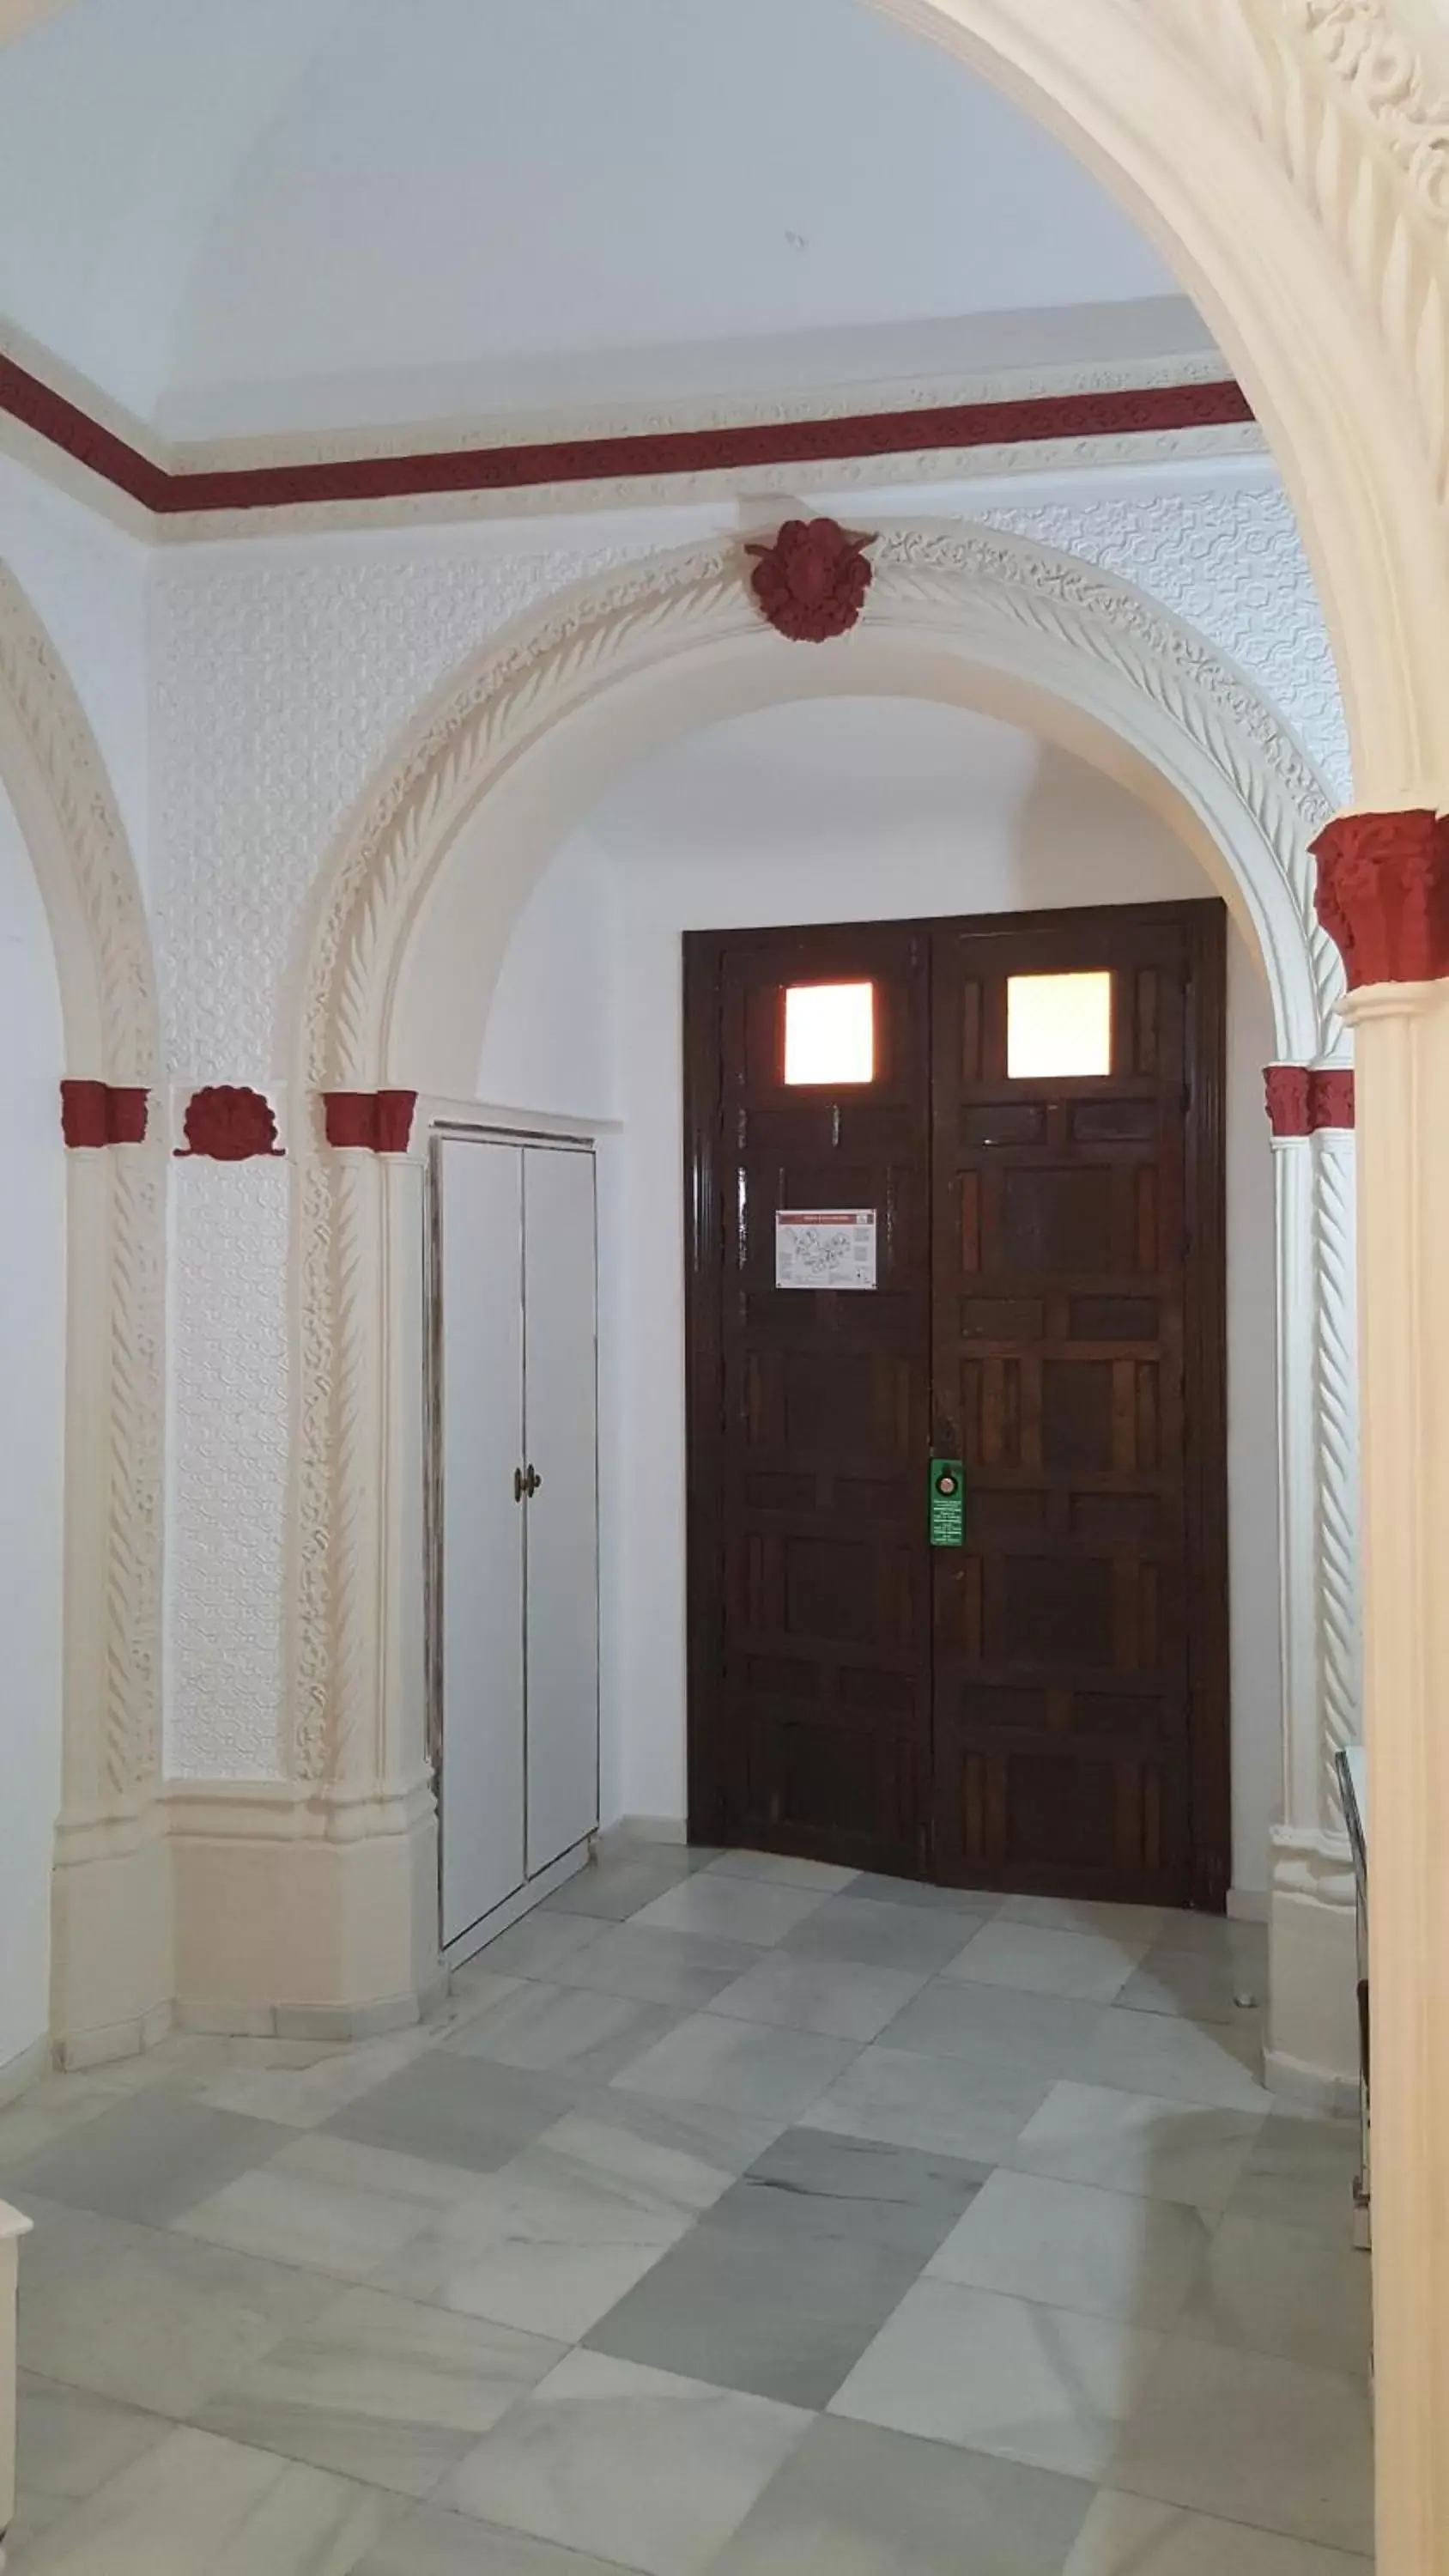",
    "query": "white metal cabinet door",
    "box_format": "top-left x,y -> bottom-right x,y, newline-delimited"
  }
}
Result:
522,1145 -> 600,1876
436,1135 -> 526,1947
